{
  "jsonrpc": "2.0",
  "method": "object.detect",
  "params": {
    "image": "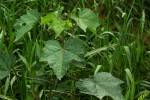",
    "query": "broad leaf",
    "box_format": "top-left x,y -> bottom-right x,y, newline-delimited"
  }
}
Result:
76,72 -> 124,100
0,52 -> 15,79
40,38 -> 84,80
71,8 -> 99,33
14,9 -> 39,41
